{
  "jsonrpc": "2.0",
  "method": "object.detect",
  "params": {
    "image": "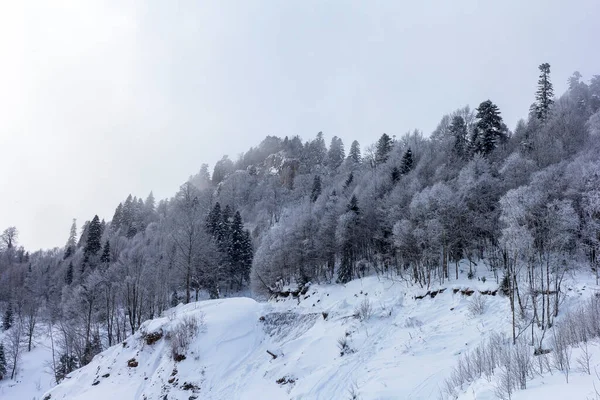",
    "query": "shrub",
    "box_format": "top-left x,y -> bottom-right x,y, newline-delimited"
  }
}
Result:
354,299 -> 373,322
337,336 -> 355,356
167,314 -> 205,361
144,330 -> 163,345
468,294 -> 487,316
